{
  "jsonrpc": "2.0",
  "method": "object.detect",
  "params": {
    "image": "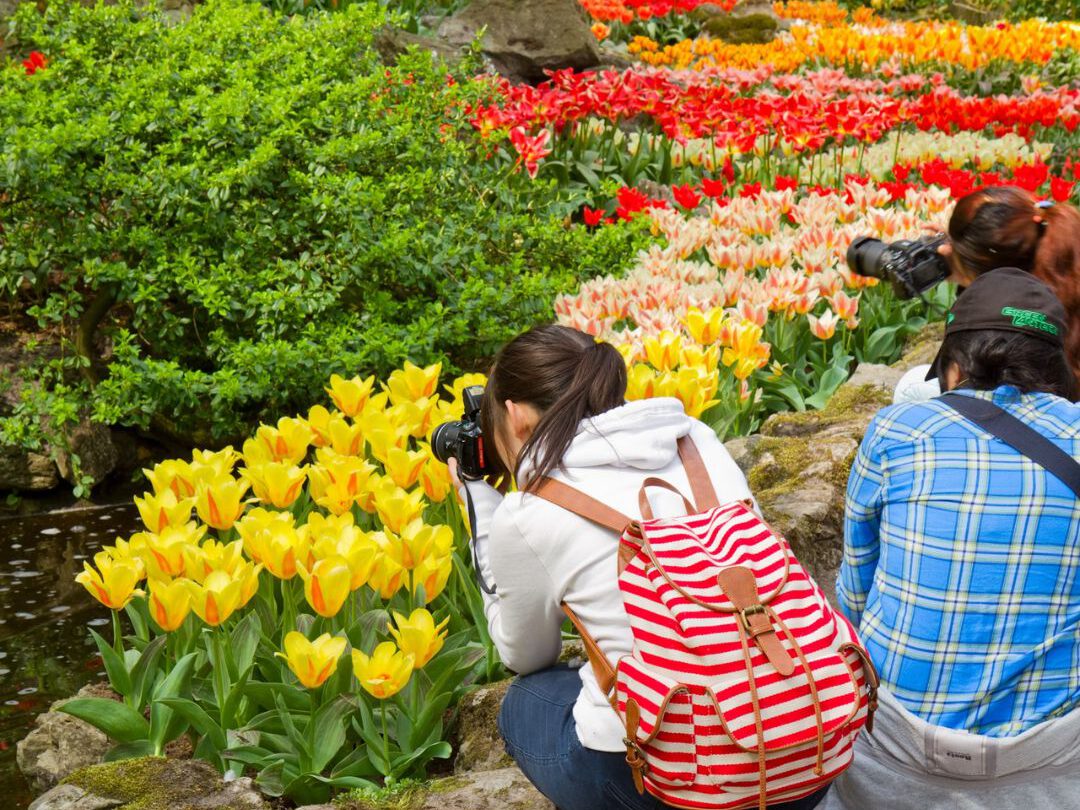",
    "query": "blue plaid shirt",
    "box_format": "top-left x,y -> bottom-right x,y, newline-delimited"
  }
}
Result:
839,385 -> 1080,737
